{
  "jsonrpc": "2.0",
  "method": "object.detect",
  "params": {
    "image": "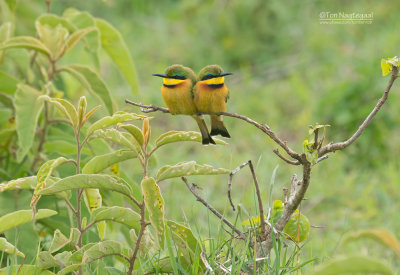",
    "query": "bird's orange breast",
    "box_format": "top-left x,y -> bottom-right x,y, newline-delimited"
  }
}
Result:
161,79 -> 197,115
194,82 -> 229,113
